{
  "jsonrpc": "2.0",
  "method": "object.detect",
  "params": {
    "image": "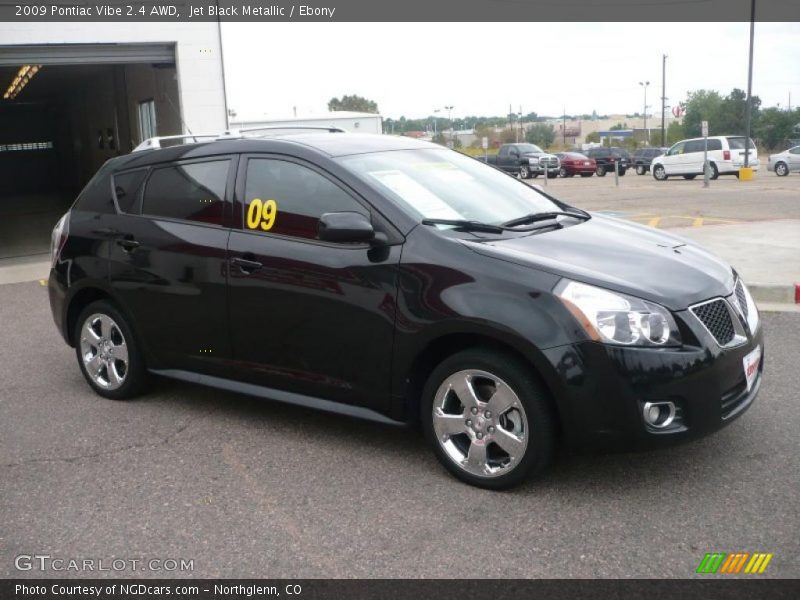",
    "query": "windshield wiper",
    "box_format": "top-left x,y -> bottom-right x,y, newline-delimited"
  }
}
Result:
421,218 -> 504,233
501,210 -> 590,228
